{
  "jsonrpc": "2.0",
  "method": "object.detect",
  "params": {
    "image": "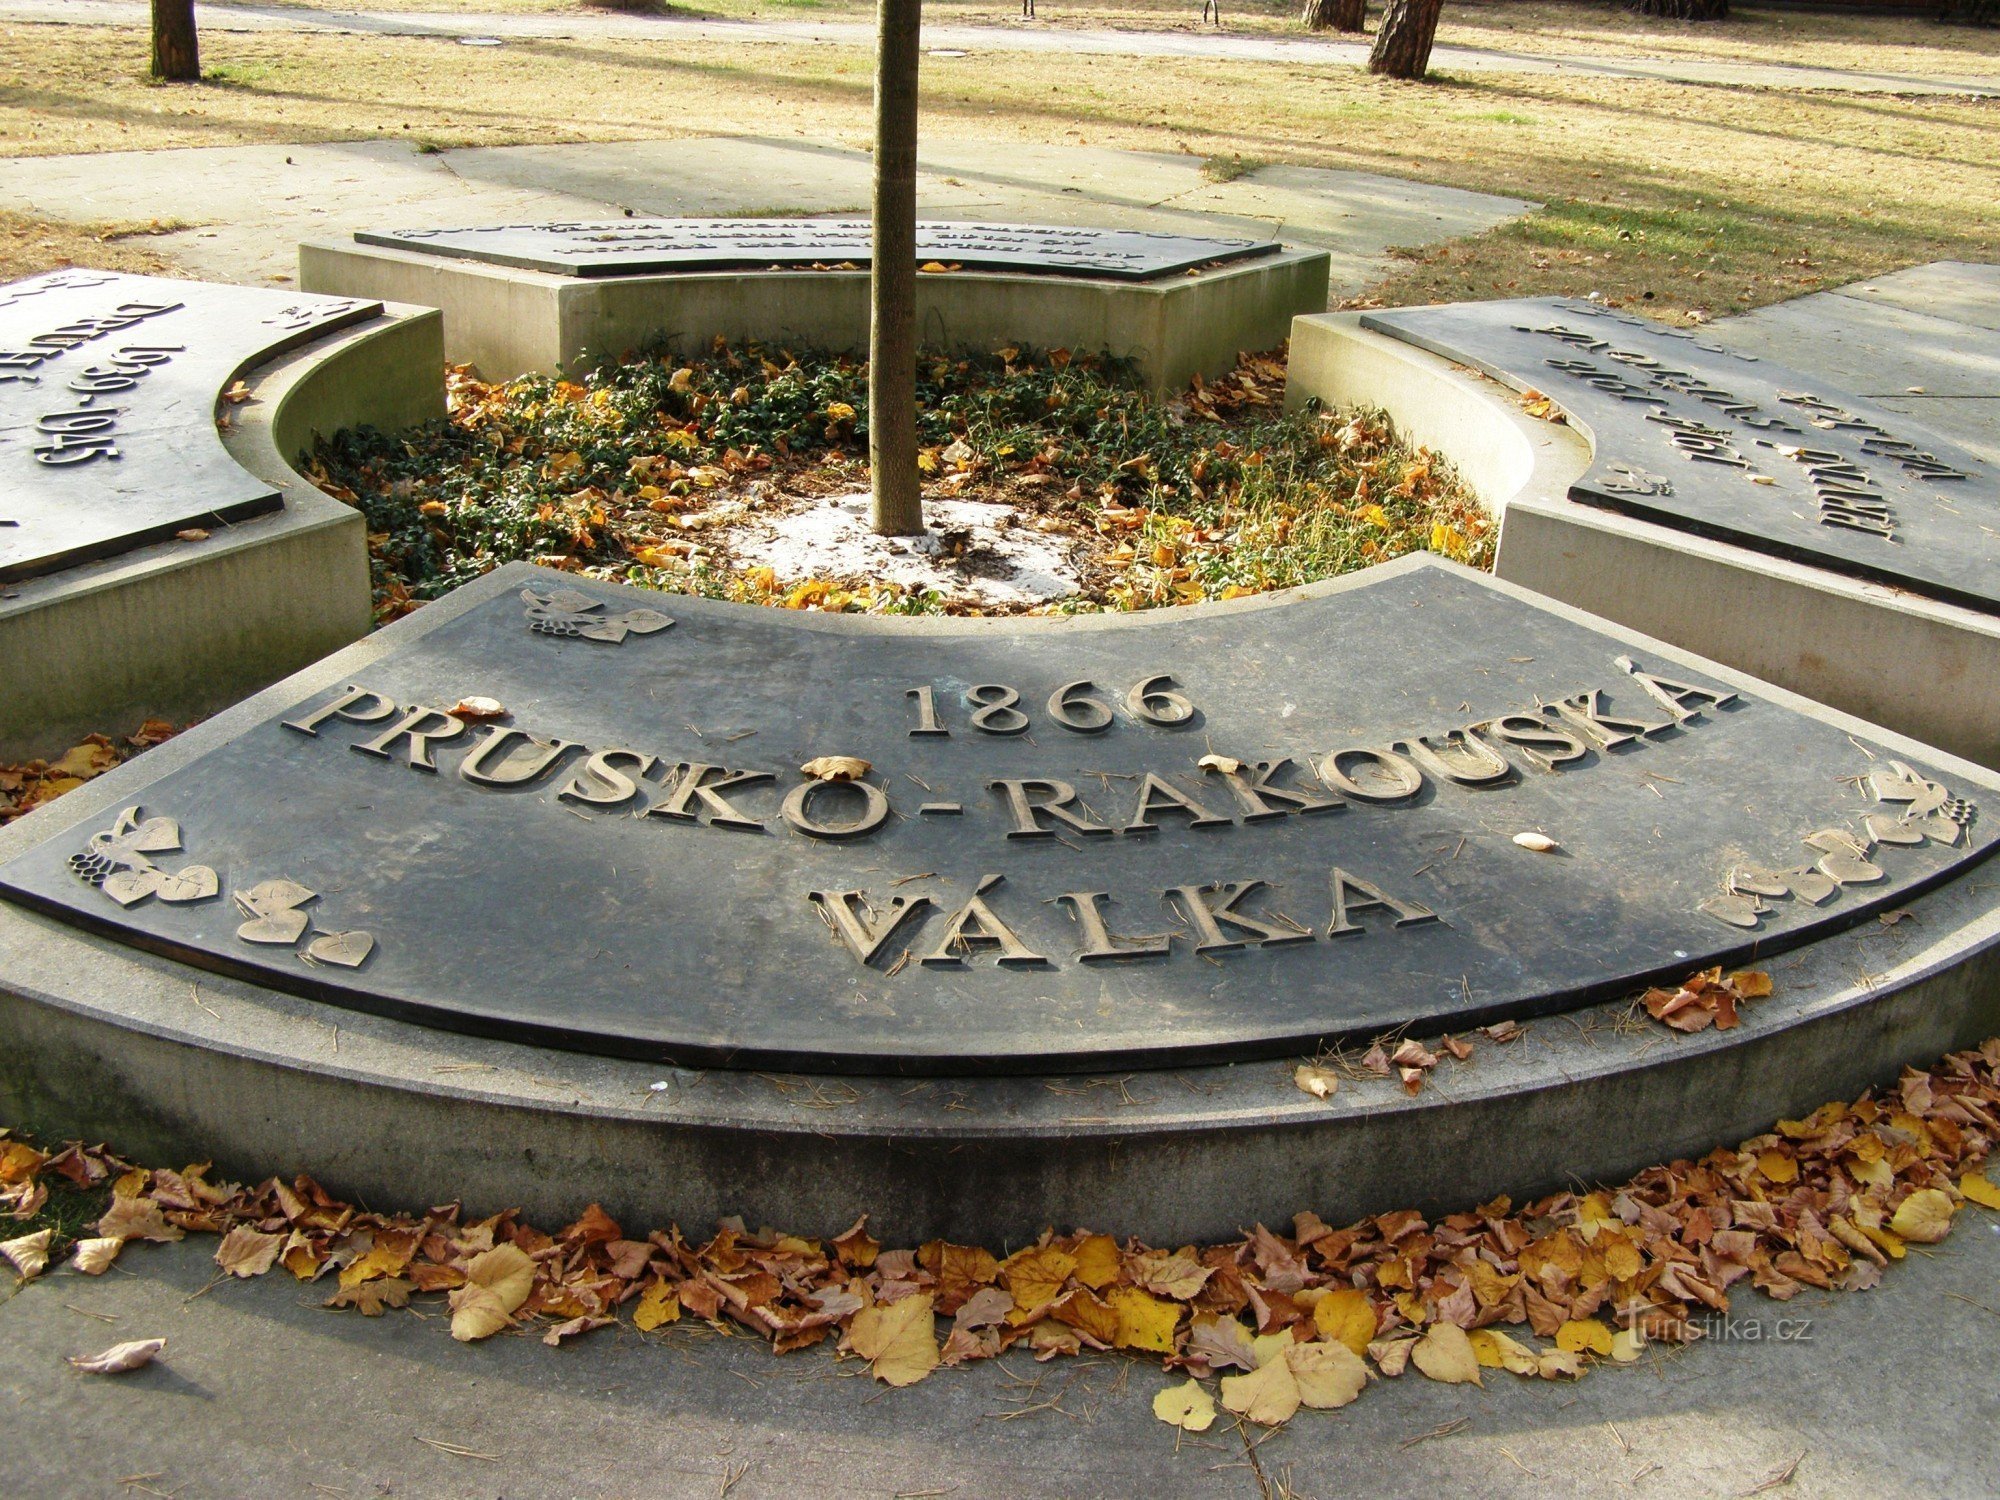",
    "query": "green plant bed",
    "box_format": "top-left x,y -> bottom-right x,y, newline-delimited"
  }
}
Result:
307,342 -> 1491,622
